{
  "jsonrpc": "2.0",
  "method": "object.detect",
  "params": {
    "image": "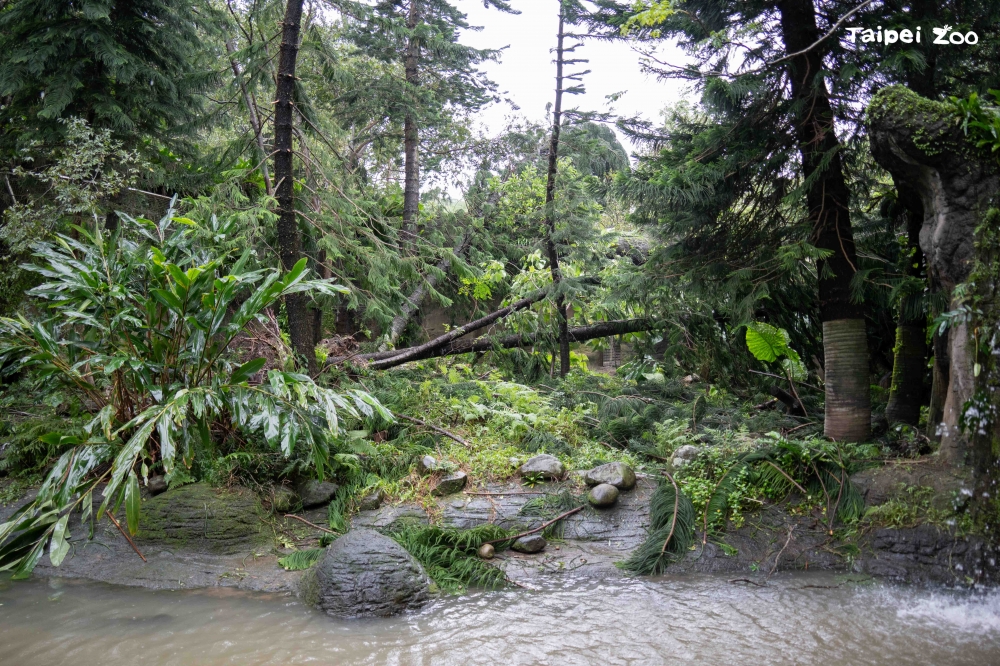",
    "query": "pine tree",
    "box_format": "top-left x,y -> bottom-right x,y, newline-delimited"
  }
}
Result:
0,0 -> 210,152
